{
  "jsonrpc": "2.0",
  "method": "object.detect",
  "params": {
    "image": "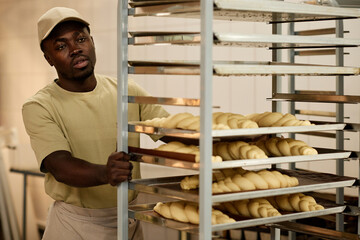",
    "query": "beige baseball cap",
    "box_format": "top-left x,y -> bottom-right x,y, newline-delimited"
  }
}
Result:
37,7 -> 90,46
